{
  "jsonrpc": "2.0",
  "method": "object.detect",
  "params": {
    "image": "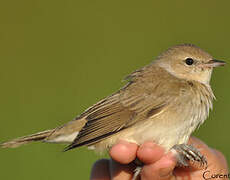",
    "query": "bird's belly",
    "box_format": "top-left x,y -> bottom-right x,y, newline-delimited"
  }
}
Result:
93,100 -> 209,152
121,121 -> 193,151
125,106 -> 206,151
94,117 -> 197,152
